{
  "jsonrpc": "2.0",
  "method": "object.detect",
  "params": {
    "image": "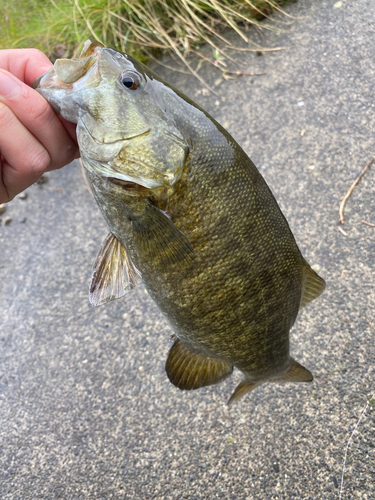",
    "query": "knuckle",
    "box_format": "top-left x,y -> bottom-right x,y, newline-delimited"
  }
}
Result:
30,149 -> 51,177
30,98 -> 54,128
0,102 -> 13,128
60,142 -> 79,166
